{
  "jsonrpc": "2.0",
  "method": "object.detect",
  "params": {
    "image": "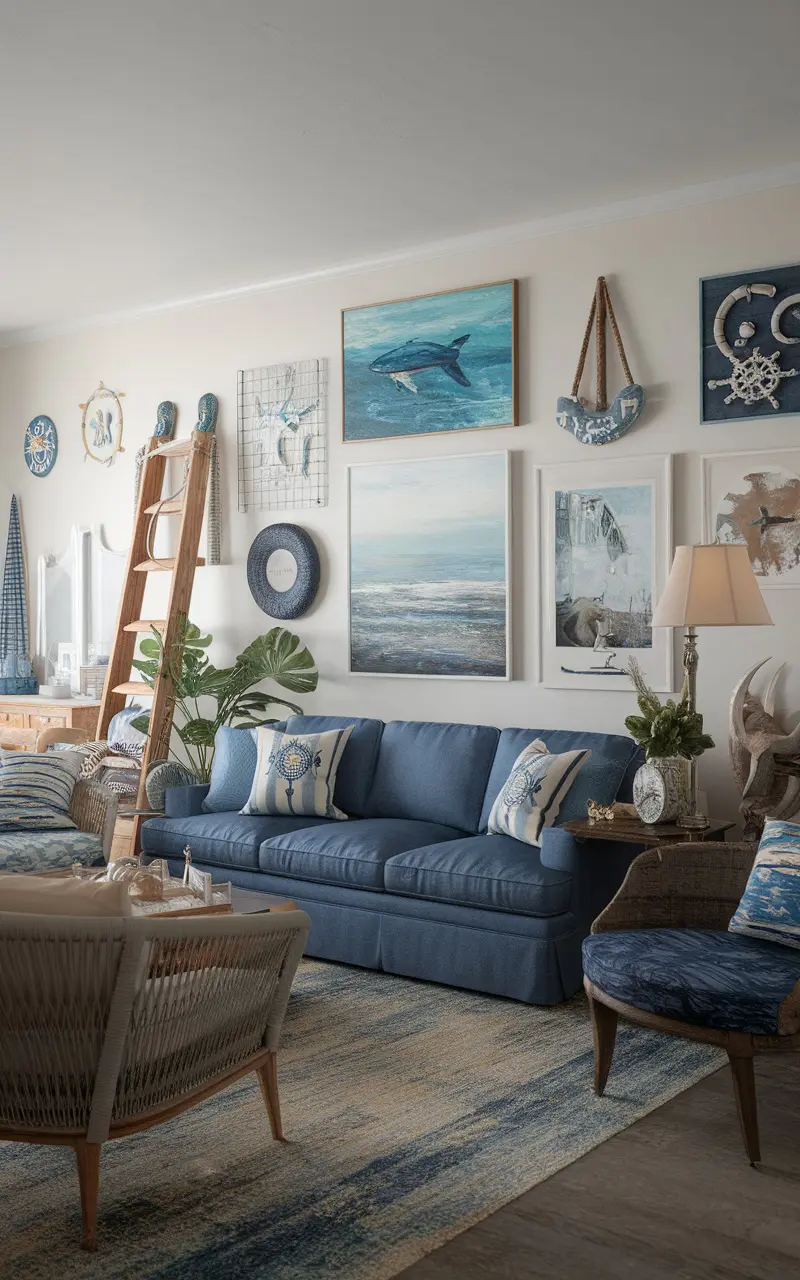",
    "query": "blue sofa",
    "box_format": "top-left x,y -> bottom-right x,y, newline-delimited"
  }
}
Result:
141,716 -> 644,1004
